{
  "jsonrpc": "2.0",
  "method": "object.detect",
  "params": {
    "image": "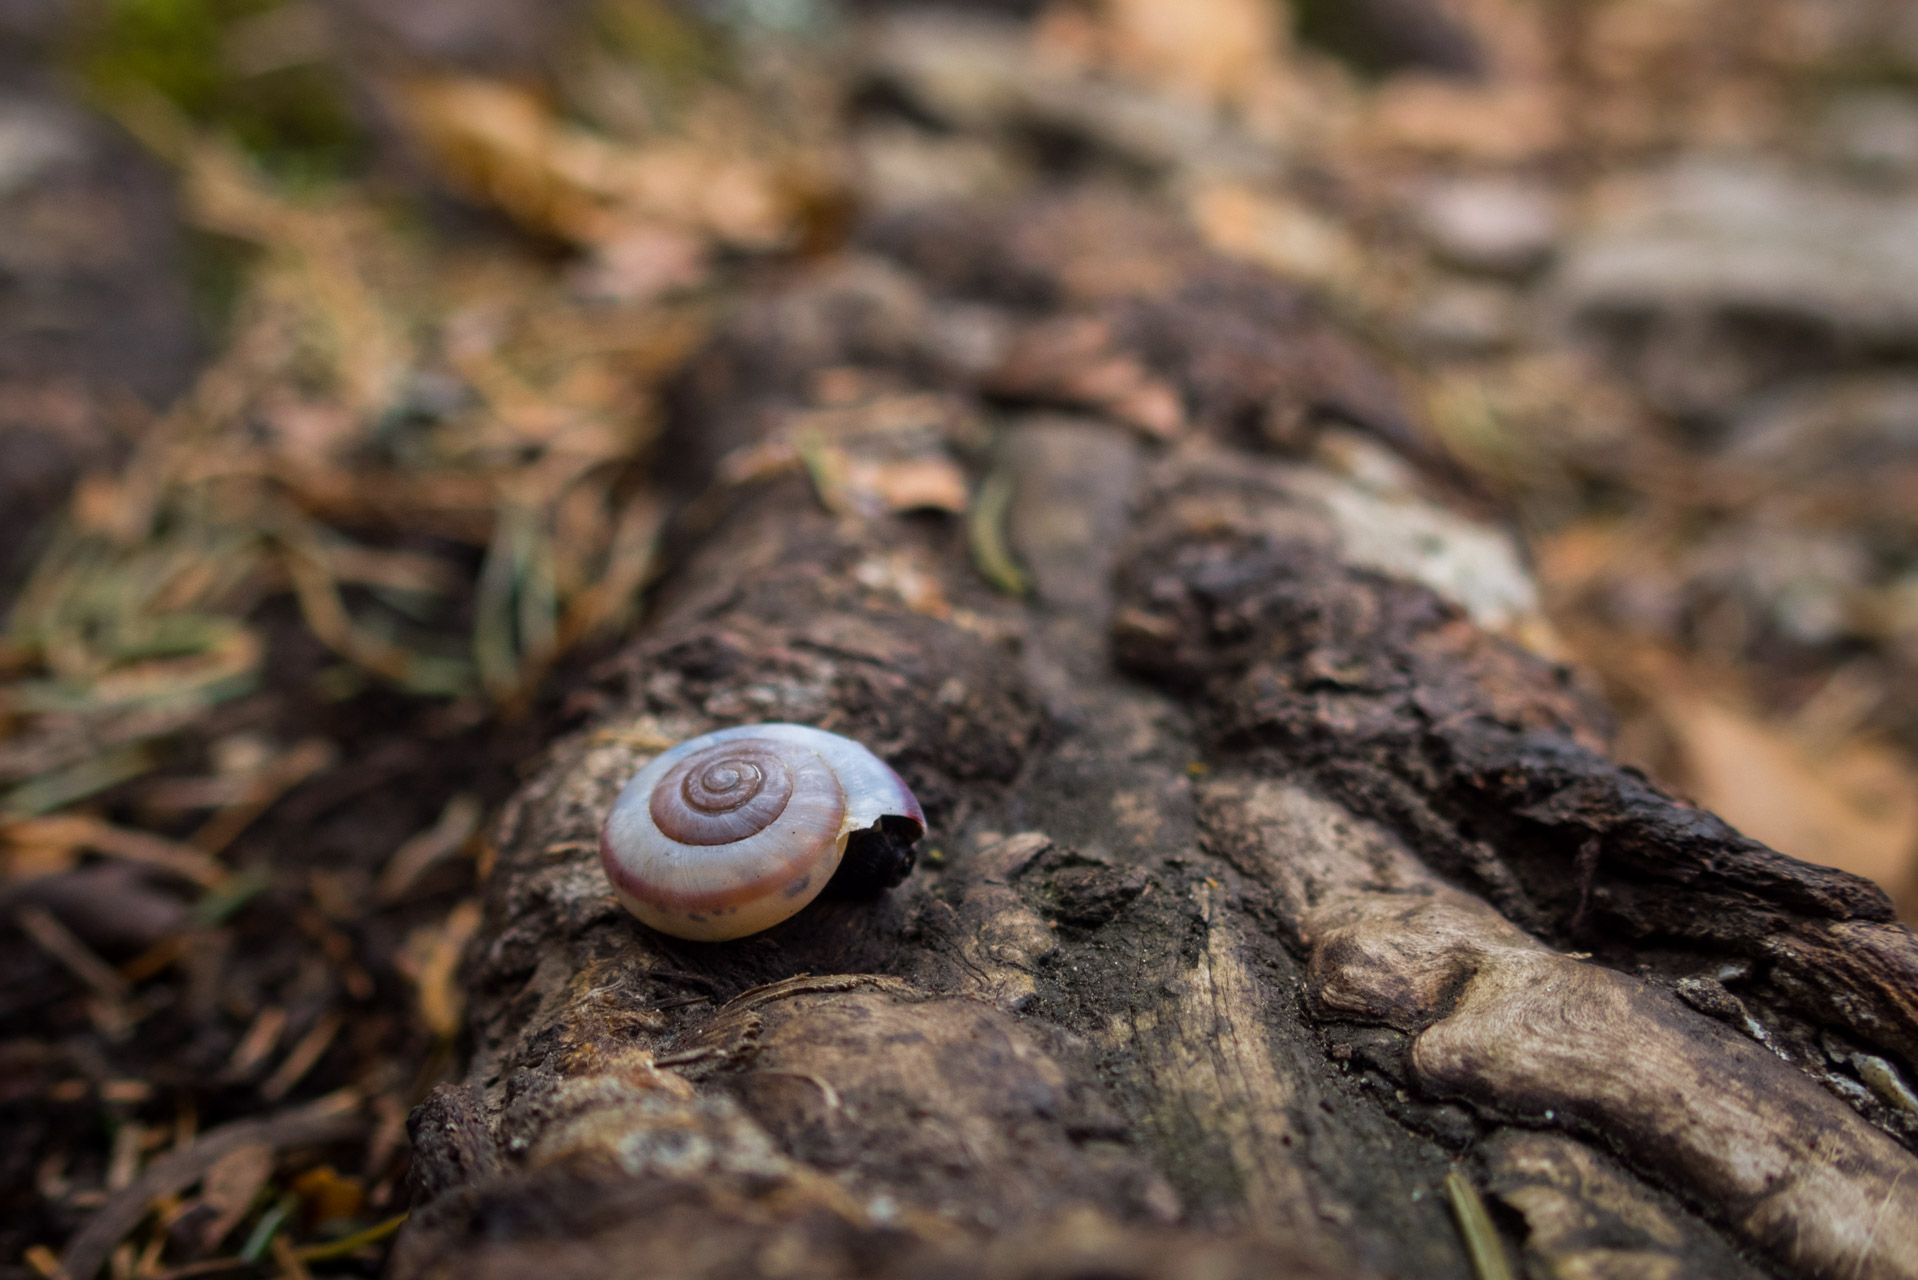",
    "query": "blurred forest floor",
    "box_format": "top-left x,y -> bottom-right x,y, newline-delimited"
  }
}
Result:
3,0 -> 1917,1275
